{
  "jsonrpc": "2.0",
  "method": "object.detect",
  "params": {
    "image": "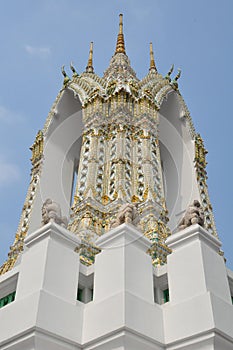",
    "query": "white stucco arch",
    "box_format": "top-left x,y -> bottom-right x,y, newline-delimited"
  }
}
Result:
28,89 -> 83,234
158,91 -> 200,231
